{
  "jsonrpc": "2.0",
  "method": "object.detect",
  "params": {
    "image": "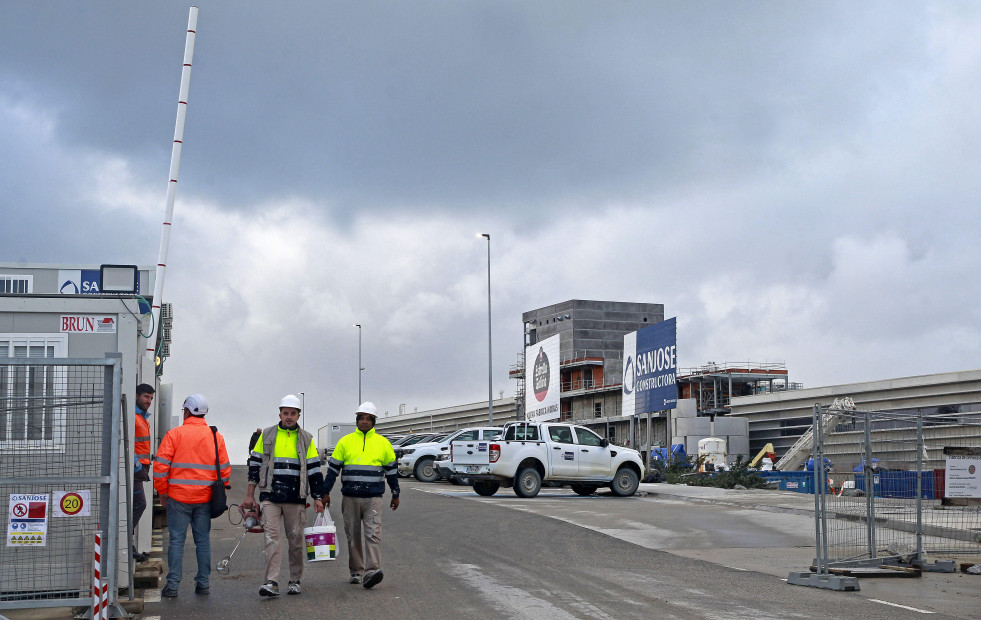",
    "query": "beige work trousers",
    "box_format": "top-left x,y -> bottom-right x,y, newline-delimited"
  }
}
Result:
260,501 -> 307,583
341,495 -> 383,576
